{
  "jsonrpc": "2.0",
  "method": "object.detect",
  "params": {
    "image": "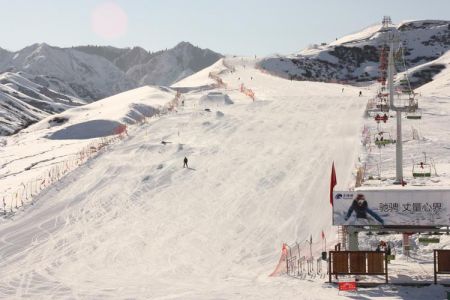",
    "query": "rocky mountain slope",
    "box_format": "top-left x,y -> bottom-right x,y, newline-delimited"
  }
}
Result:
0,72 -> 84,135
0,42 -> 221,135
0,42 -> 222,102
259,20 -> 450,86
